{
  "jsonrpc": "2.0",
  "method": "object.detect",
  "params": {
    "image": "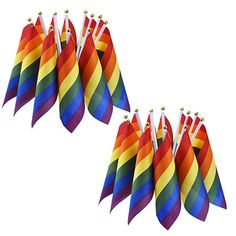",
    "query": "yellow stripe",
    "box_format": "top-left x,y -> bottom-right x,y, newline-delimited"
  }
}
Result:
37,53 -> 57,84
59,64 -> 78,101
21,44 -> 42,71
192,138 -> 204,149
84,62 -> 102,105
157,129 -> 162,139
117,141 -> 138,169
133,151 -> 153,180
110,147 -> 120,163
13,51 -> 24,67
61,32 -> 66,42
107,61 -> 120,94
96,41 -> 108,51
155,160 -> 175,198
204,159 -> 217,192
181,158 -> 198,203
